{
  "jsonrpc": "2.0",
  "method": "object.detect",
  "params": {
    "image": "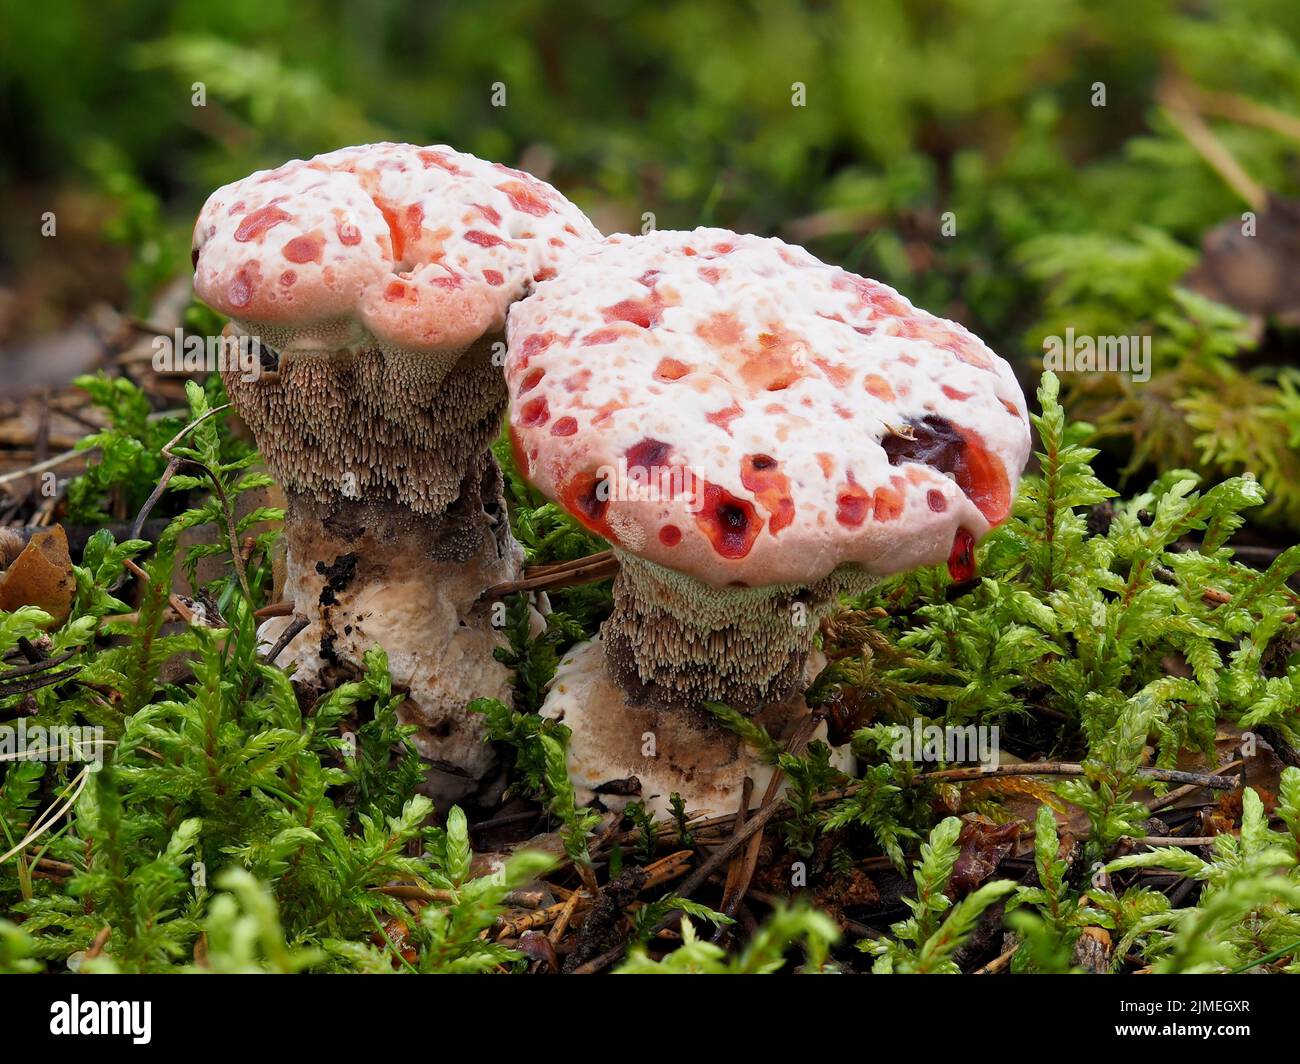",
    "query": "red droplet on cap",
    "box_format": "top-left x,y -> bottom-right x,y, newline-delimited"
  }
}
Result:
947,527 -> 976,582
